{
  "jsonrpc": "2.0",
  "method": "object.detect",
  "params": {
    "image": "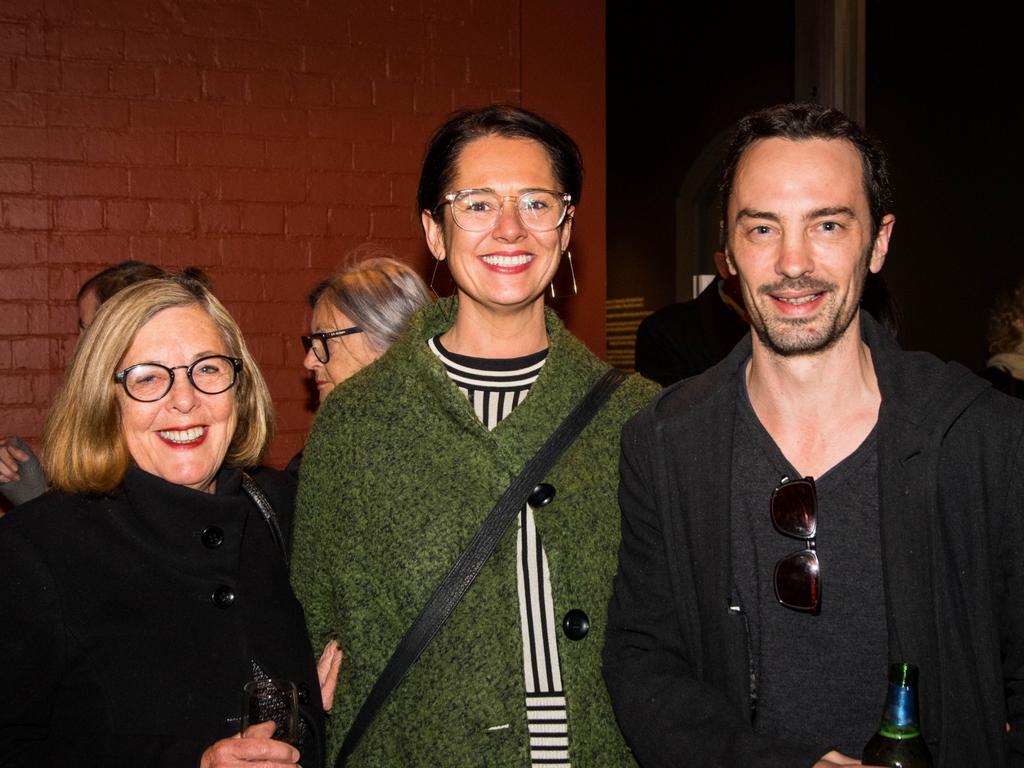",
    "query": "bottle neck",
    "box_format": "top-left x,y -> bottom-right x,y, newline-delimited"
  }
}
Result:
878,666 -> 922,740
